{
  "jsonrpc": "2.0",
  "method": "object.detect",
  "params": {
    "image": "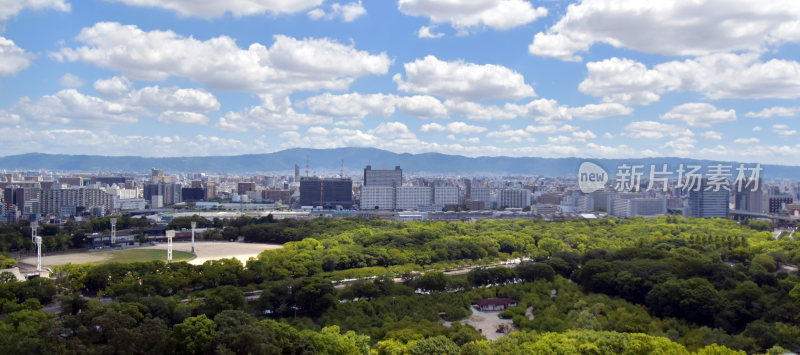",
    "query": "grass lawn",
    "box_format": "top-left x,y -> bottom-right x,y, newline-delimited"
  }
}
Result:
103,249 -> 195,264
